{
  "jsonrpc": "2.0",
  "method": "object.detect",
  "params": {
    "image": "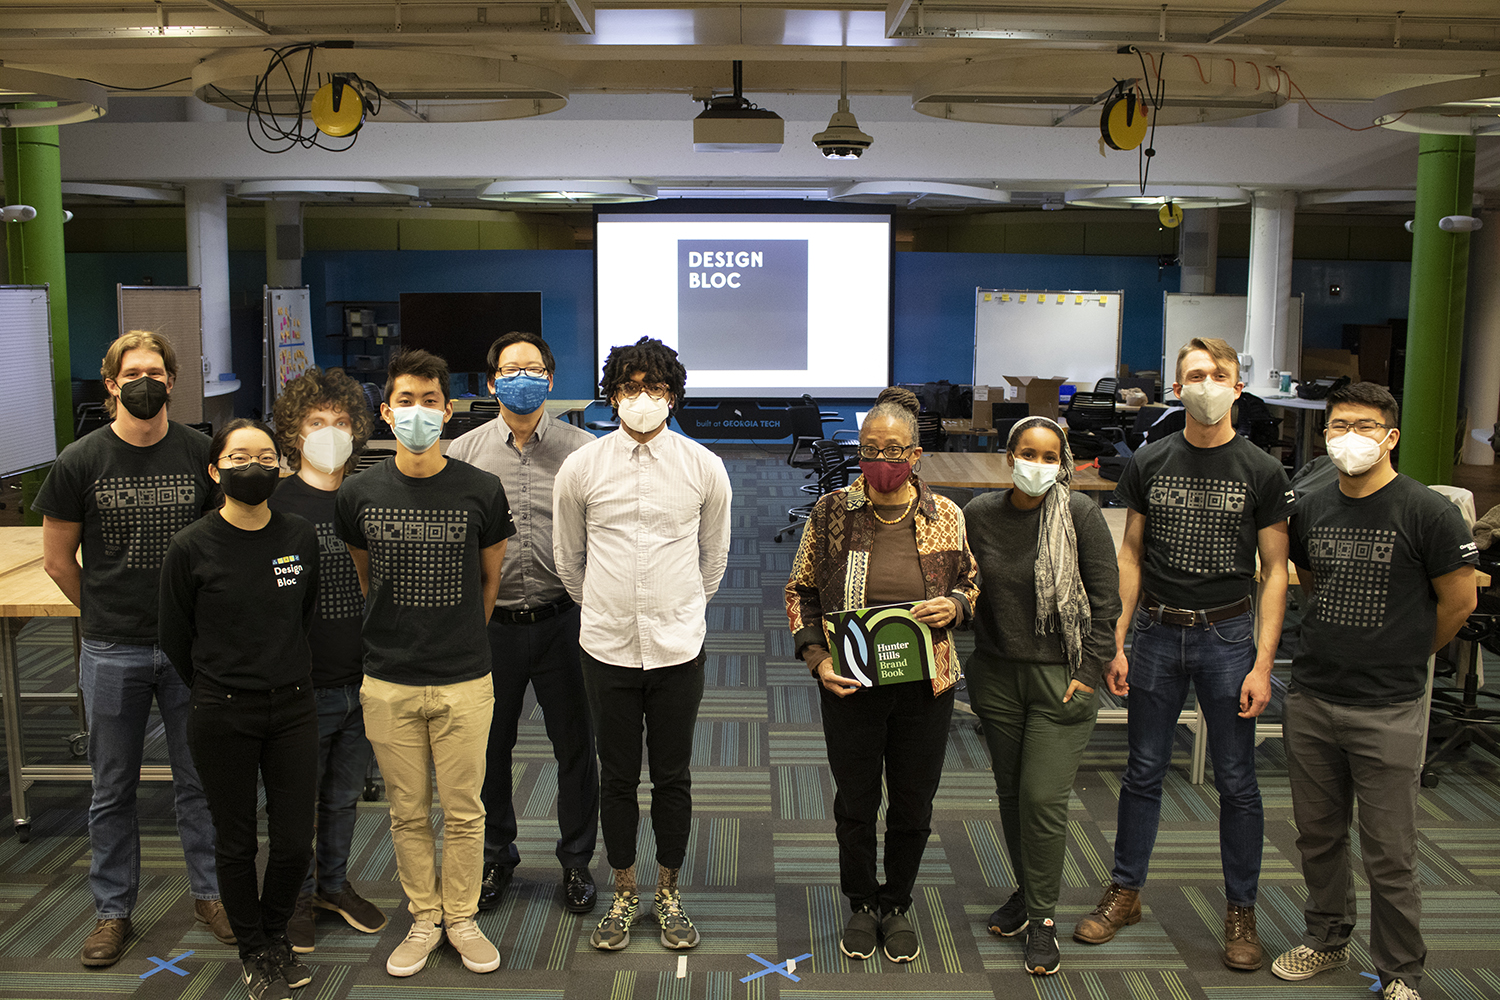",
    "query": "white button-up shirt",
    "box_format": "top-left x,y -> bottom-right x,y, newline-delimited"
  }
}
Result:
553,426 -> 732,669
